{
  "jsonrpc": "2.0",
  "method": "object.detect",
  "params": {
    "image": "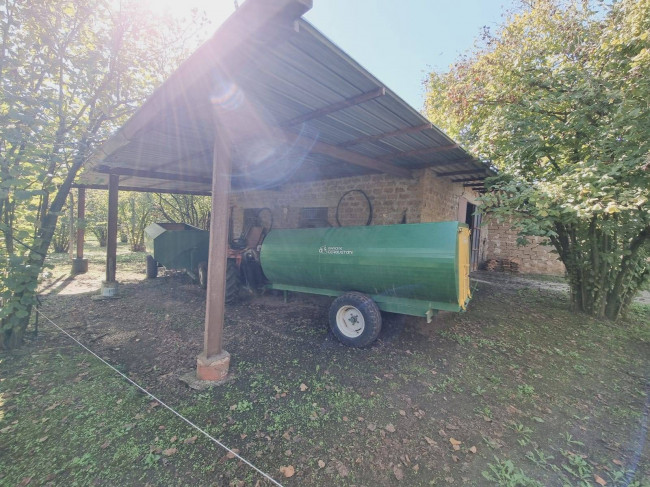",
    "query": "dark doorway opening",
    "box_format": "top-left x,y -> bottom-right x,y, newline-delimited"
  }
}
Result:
465,203 -> 482,272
